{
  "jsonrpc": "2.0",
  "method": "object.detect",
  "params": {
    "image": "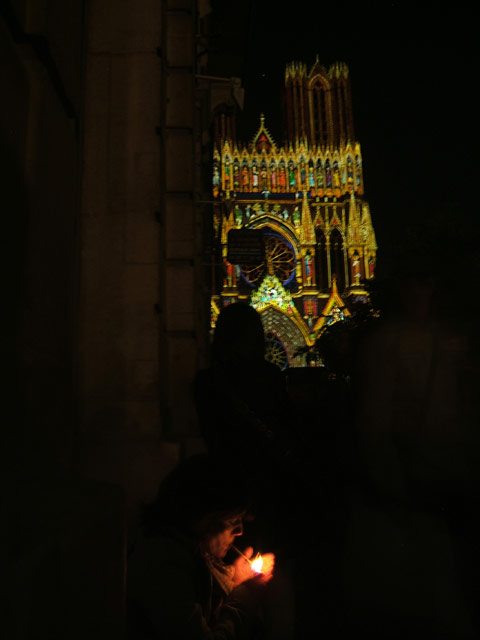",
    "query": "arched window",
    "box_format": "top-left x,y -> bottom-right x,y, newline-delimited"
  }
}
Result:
340,83 -> 348,139
325,159 -> 332,188
233,158 -> 240,189
278,159 -> 286,191
294,79 -> 304,139
346,155 -> 353,185
316,158 -> 324,188
316,229 -> 328,291
330,228 -> 345,291
355,154 -> 362,187
241,159 -> 249,190
269,158 -> 277,191
312,79 -> 328,145
308,159 -> 315,188
335,81 -> 349,142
